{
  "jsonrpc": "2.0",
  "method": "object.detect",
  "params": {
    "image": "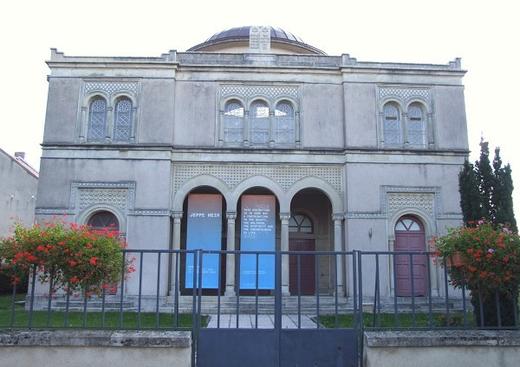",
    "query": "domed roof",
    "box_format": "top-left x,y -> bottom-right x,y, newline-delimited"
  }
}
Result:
188,26 -> 325,55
